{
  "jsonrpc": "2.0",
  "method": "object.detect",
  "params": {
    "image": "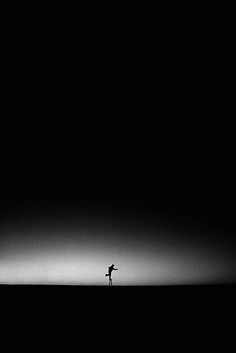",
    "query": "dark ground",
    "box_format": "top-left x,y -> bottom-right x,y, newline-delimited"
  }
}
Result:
1,284 -> 235,353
